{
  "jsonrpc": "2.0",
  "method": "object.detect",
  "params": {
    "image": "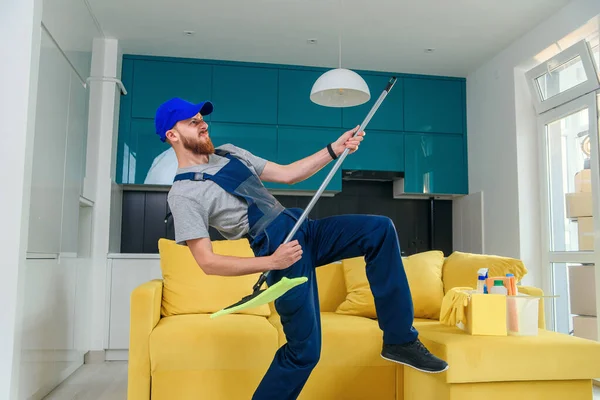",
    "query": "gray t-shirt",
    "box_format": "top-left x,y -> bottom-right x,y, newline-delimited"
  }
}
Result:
167,144 -> 269,245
